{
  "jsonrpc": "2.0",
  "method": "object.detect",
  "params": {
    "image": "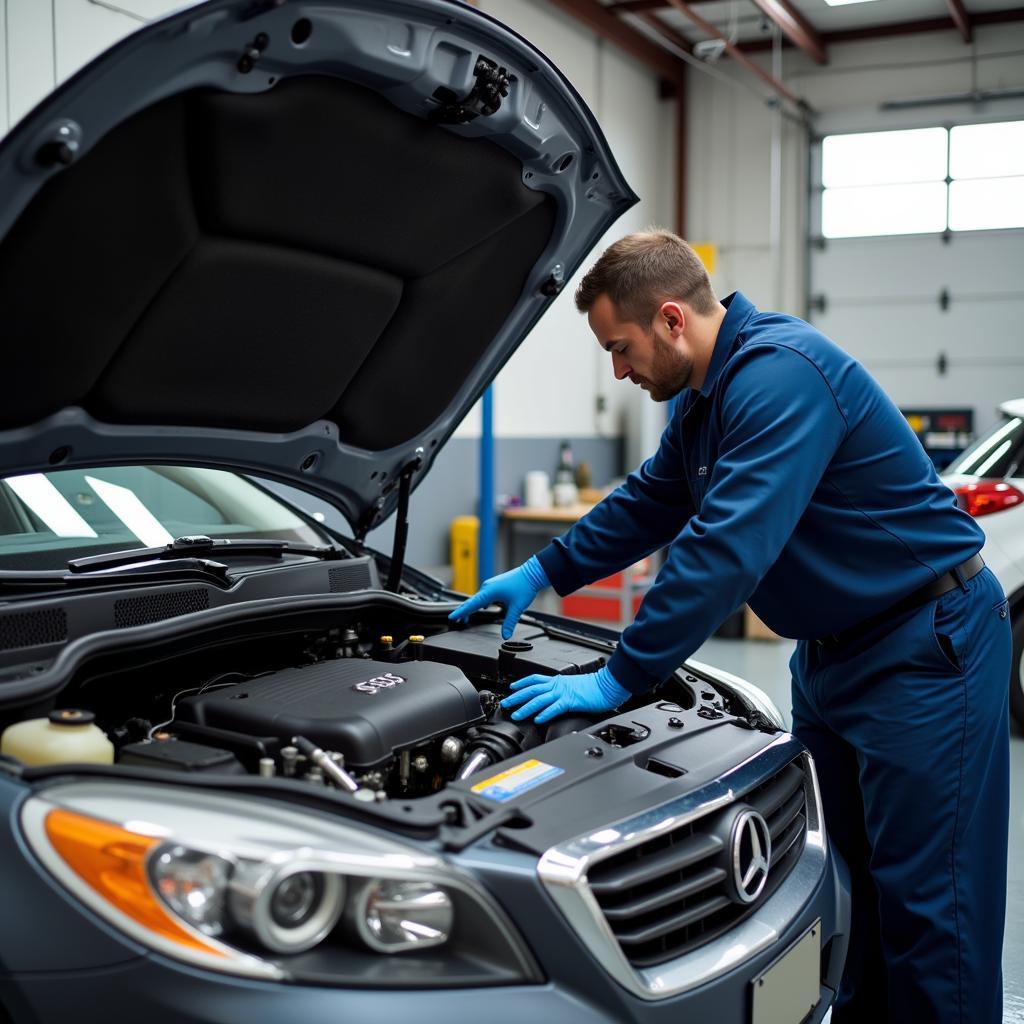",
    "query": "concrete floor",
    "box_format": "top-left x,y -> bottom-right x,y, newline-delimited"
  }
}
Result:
693,636 -> 1024,1023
